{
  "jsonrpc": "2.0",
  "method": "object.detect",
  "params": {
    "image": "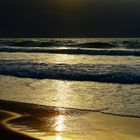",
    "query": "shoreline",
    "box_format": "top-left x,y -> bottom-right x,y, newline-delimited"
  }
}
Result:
0,99 -> 140,118
0,110 -> 38,140
0,99 -> 140,140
